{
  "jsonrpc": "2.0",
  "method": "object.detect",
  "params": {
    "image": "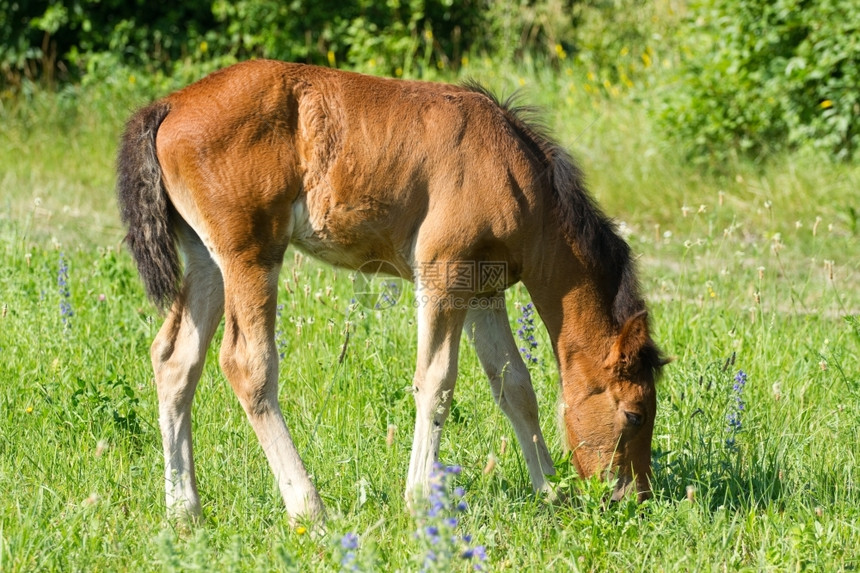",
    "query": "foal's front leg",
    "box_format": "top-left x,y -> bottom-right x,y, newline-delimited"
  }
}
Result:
405,293 -> 467,503
464,298 -> 555,492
